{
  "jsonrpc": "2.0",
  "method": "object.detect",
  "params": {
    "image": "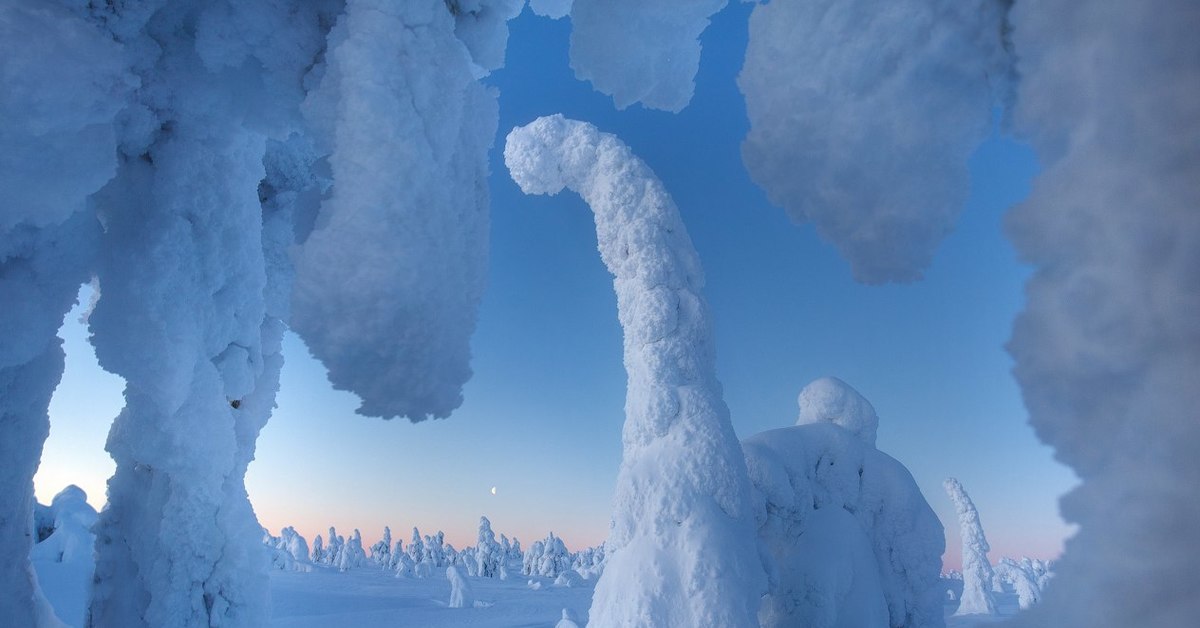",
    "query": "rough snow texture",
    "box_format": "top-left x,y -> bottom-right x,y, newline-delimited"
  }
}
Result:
745,383 -> 945,628
943,478 -> 996,616
30,486 -> 99,627
568,0 -> 727,112
0,3 -> 127,625
293,0 -> 499,420
1003,2 -> 1200,626
738,0 -> 1012,283
529,0 -> 572,20
505,115 -> 764,627
796,376 -> 880,447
